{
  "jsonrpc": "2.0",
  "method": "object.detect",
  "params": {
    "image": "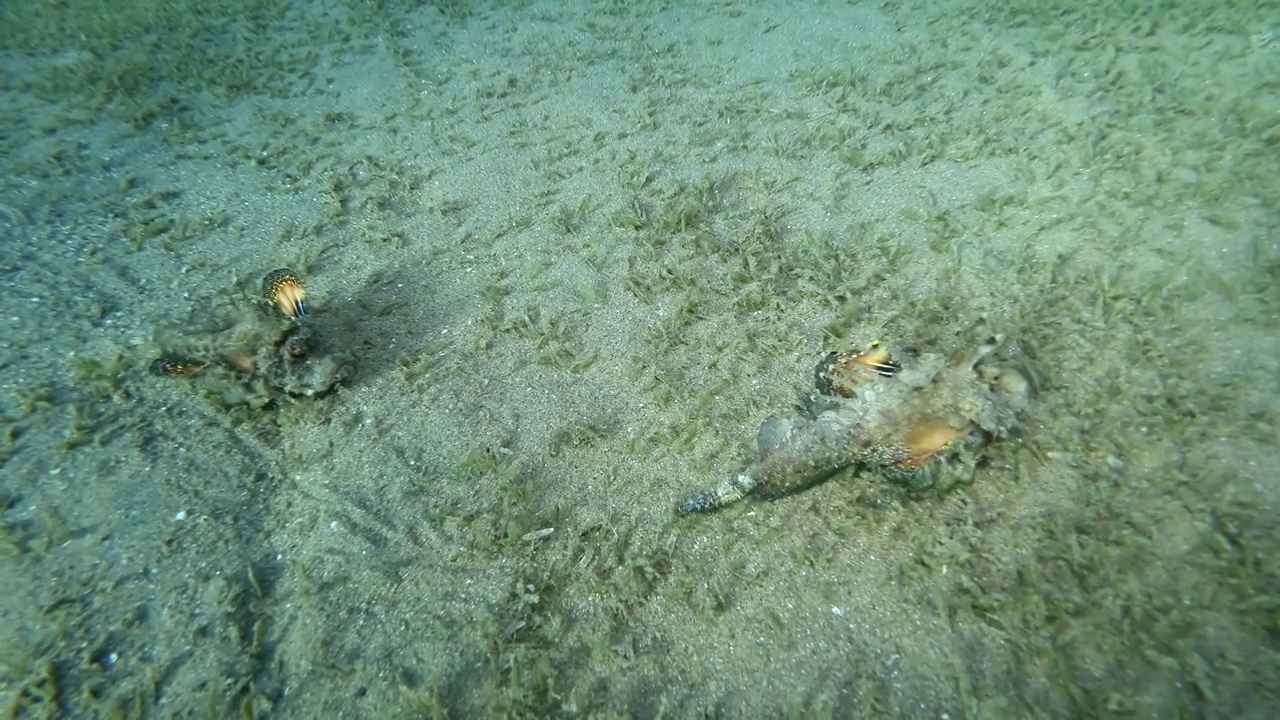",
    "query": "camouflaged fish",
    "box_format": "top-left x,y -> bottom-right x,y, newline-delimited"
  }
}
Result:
678,336 -> 1028,514
149,269 -> 345,405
